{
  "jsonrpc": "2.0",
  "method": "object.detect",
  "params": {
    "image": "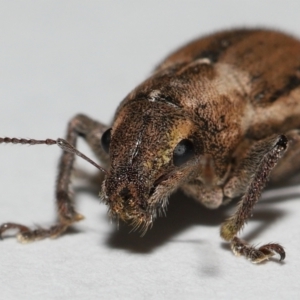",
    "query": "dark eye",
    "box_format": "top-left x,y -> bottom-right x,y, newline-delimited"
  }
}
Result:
101,128 -> 112,154
173,139 -> 195,166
